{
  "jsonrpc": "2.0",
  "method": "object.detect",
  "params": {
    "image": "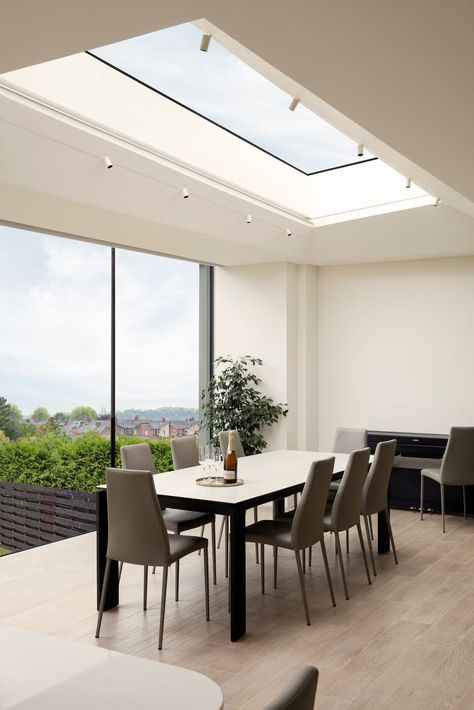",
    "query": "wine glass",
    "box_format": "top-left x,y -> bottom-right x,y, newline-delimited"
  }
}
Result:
213,446 -> 221,483
206,444 -> 214,484
198,445 -> 208,482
